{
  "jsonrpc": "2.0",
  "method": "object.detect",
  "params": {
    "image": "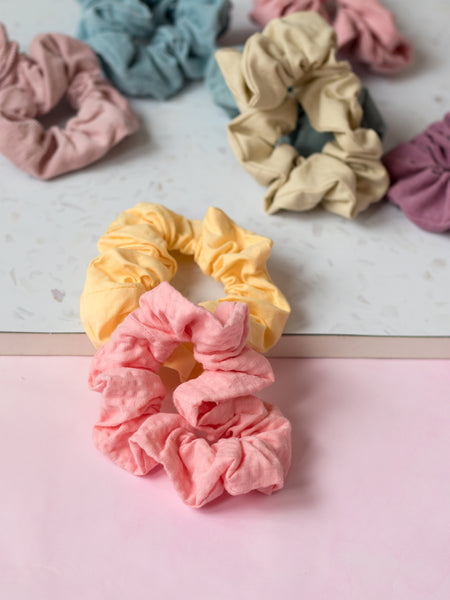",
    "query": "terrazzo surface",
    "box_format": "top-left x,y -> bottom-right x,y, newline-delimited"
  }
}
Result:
1,0 -> 449,337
